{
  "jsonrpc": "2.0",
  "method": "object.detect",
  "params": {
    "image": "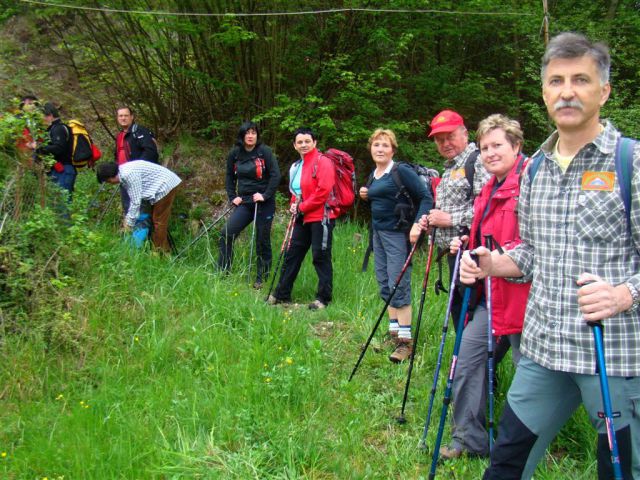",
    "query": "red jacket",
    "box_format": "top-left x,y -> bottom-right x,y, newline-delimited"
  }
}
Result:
289,148 -> 337,223
469,155 -> 531,336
